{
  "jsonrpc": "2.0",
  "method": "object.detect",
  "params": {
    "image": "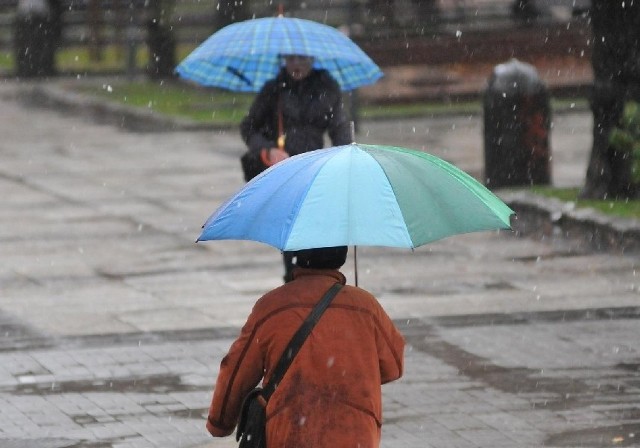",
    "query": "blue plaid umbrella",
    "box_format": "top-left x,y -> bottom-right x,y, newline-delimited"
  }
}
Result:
175,16 -> 383,92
